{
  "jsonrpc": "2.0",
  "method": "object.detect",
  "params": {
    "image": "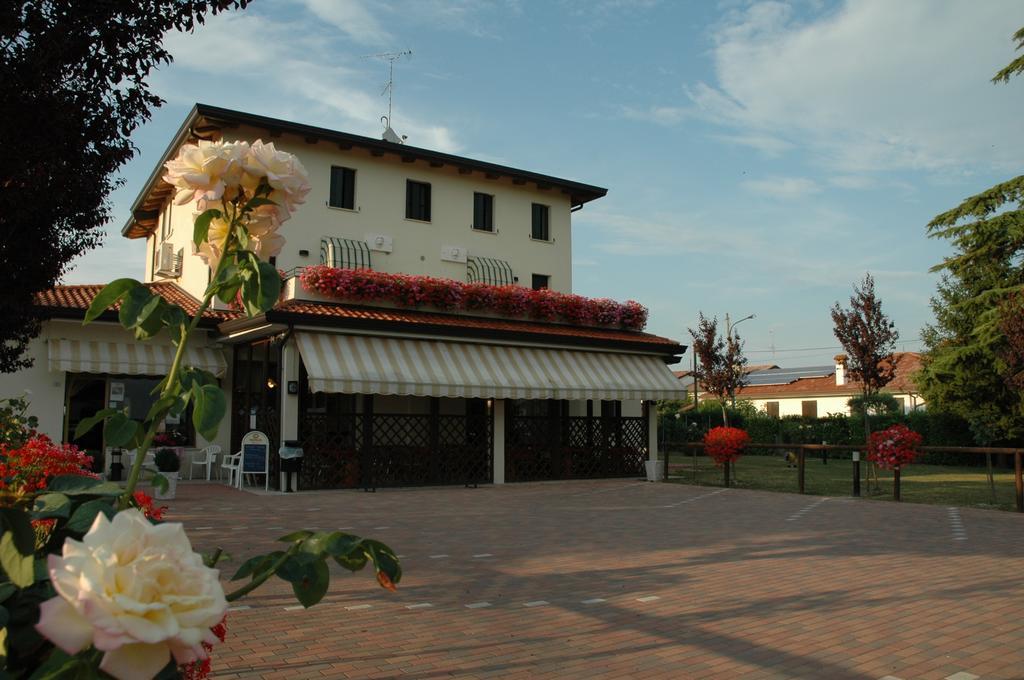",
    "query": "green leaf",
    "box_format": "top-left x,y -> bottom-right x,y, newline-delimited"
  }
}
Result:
145,395 -> 177,424
291,558 -> 330,608
118,285 -> 155,330
163,305 -> 188,345
47,475 -> 121,496
278,530 -> 314,543
256,261 -> 282,313
73,407 -> 118,439
0,534 -> 33,587
245,196 -> 277,209
231,552 -> 280,581
31,493 -> 71,520
321,532 -> 361,559
150,473 -> 168,495
103,412 -> 140,448
84,278 -> 139,324
66,499 -> 114,534
133,296 -> 167,340
333,551 -> 368,573
365,540 -> 402,586
191,384 -> 226,441
0,582 -> 16,603
275,552 -> 318,584
0,508 -> 35,557
193,208 -> 222,247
